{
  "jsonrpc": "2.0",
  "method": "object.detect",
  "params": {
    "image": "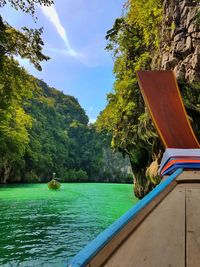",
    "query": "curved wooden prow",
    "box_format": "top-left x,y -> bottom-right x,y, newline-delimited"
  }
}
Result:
136,71 -> 200,148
